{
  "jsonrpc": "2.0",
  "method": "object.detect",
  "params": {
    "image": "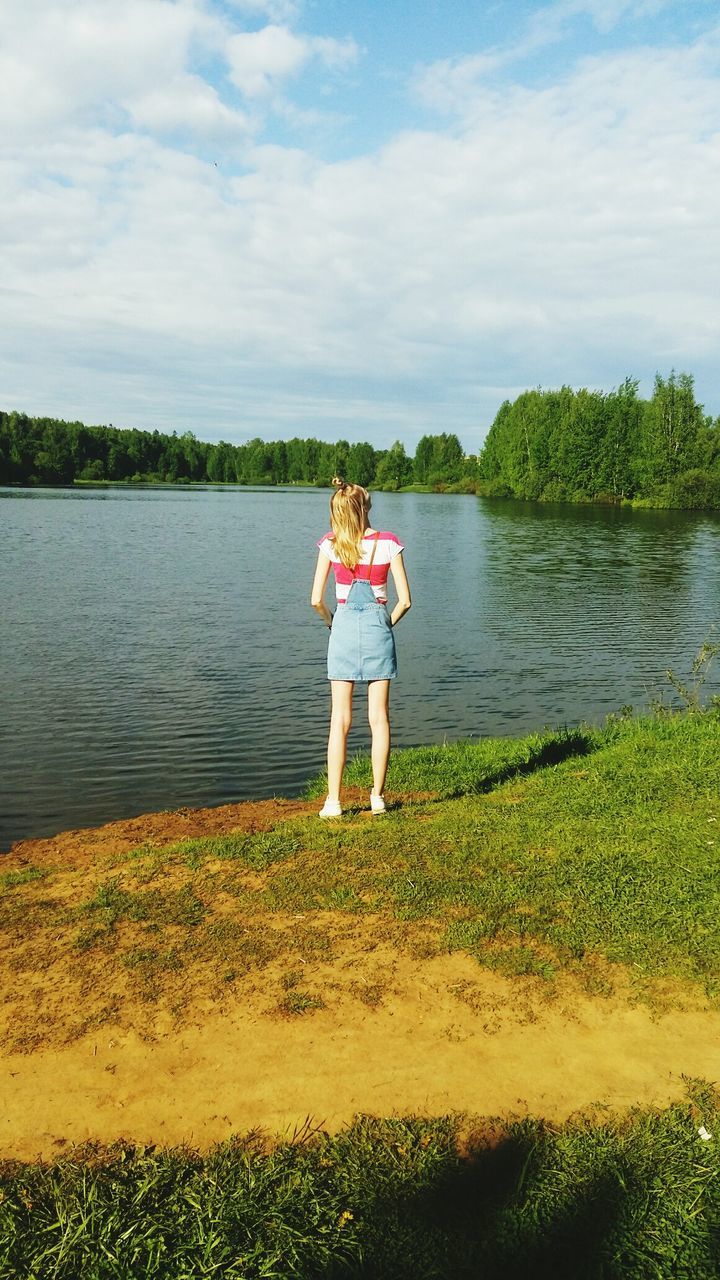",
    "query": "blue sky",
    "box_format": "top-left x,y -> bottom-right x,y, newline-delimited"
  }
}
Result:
273,1 -> 720,155
2,0 -> 720,452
